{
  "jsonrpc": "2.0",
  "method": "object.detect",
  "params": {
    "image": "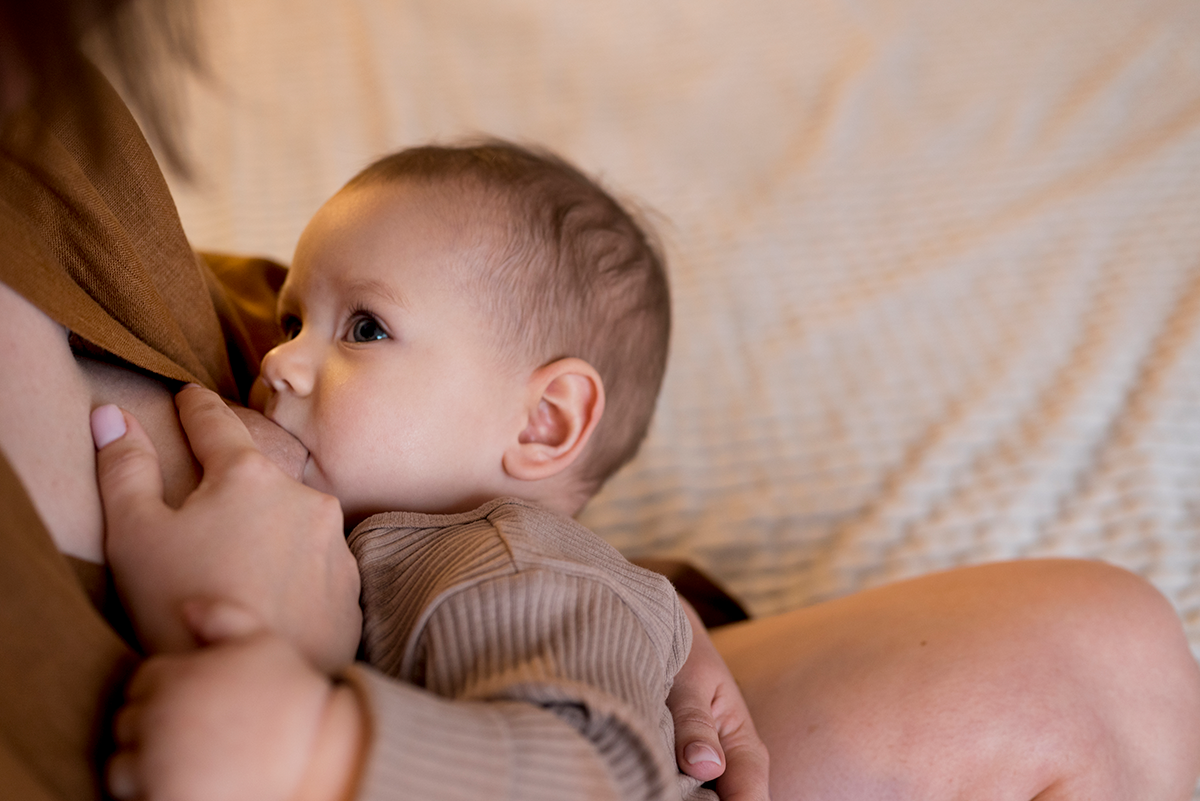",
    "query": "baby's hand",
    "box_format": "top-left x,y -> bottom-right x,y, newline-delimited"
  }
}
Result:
107,627 -> 365,801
